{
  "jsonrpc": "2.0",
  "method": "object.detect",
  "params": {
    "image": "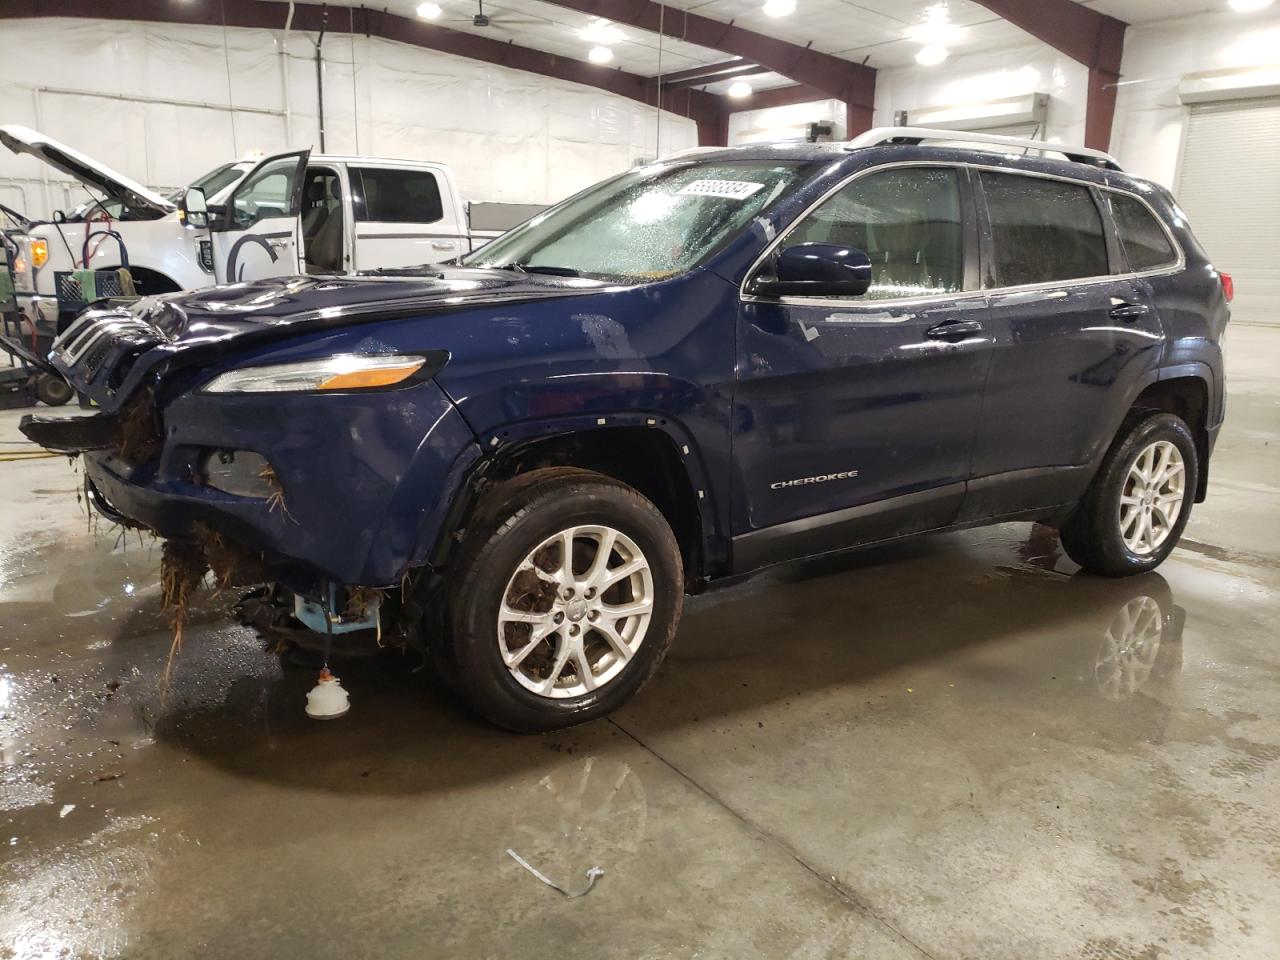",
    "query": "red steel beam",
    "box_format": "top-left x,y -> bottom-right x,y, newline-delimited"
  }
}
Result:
968,0 -> 1127,151
660,58 -> 754,84
0,0 -> 726,126
663,60 -> 769,91
536,0 -> 876,137
727,83 -> 830,112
